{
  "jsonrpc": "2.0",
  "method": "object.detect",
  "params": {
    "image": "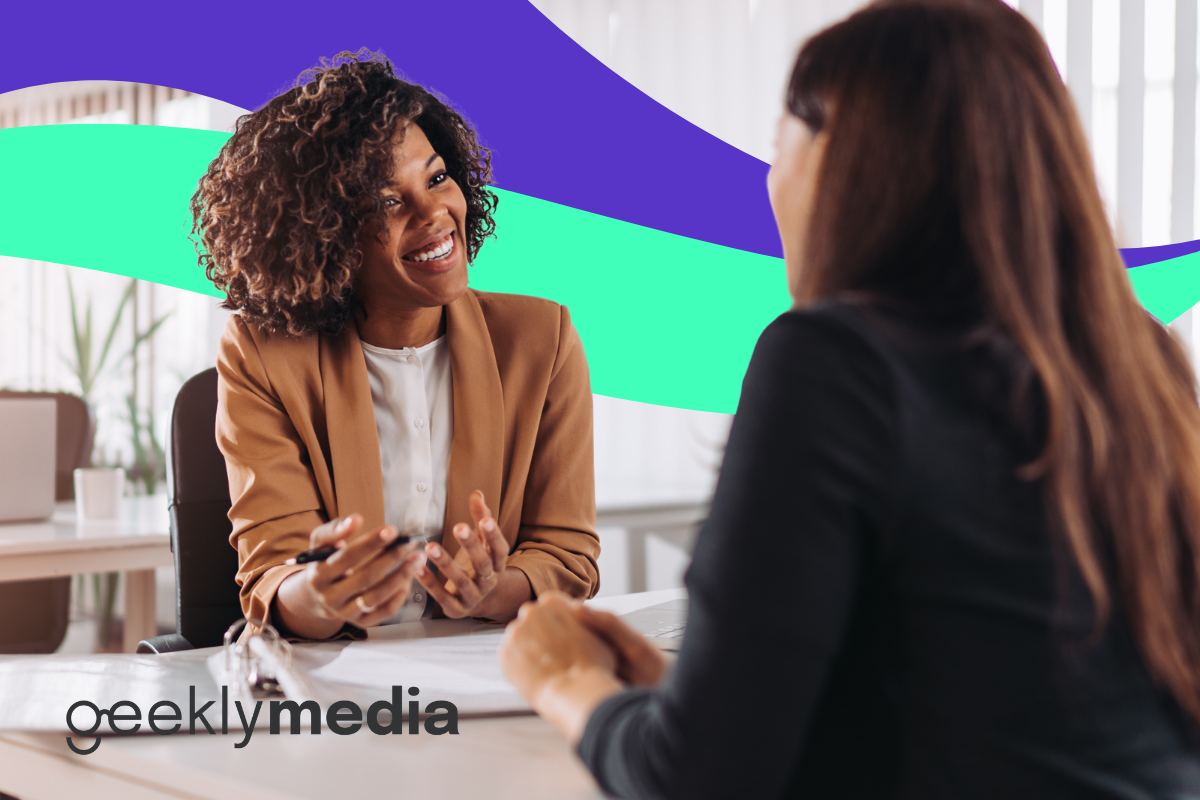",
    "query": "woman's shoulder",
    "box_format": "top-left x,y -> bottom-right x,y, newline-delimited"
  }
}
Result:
217,312 -> 319,368
744,300 -> 900,420
468,289 -> 578,345
470,289 -> 568,326
758,300 -> 895,371
464,290 -> 584,376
